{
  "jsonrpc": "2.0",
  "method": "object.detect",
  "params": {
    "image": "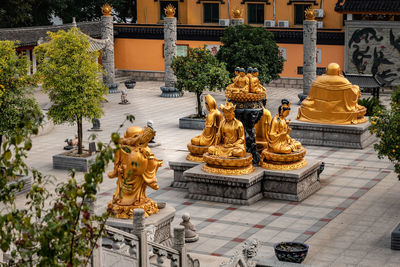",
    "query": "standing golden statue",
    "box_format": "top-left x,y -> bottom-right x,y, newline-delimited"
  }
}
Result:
203,101 -> 254,175
297,63 -> 367,125
187,94 -> 223,162
255,99 -> 272,152
108,126 -> 163,218
260,99 -> 306,170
